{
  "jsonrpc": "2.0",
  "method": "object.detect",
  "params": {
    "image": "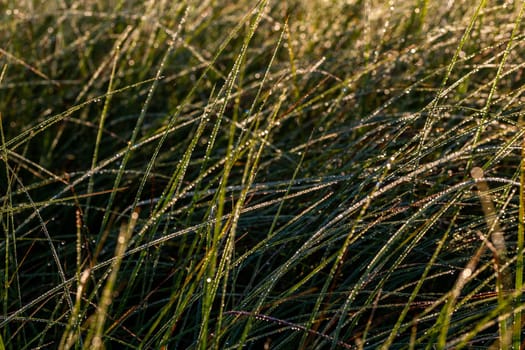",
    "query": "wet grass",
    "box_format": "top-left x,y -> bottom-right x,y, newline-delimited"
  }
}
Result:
2,0 -> 525,348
